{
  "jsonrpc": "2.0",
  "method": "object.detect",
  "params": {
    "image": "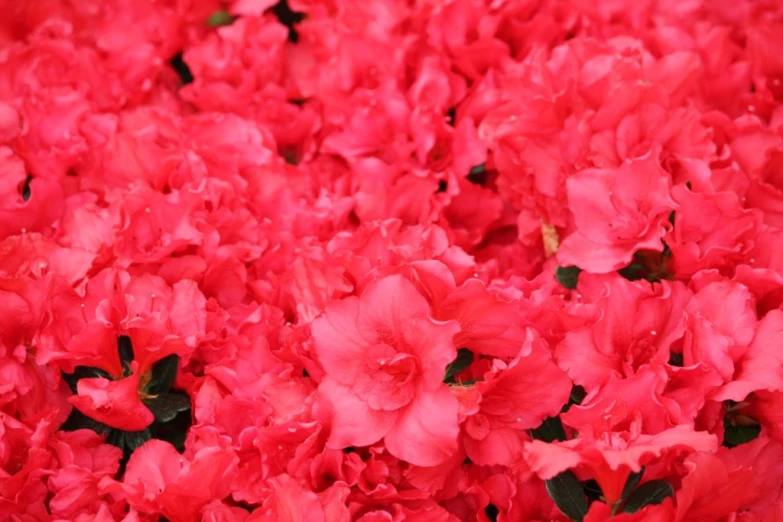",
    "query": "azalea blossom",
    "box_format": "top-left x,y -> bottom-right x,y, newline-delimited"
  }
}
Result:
1,0 -> 783,519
